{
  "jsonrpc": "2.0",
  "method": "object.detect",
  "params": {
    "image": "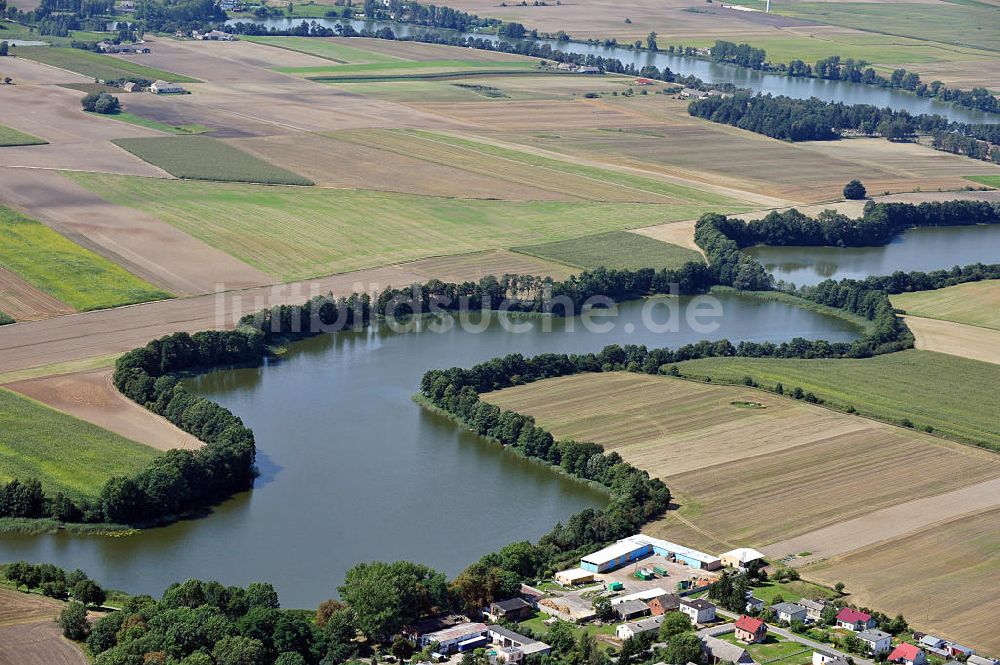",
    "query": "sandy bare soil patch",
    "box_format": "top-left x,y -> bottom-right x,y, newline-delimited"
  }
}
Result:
0,247 -> 570,374
904,315 -> 1000,365
630,219 -> 703,256
804,508 -> 1000,654
7,369 -> 202,451
764,476 -> 1000,565
226,132 -> 574,200
0,268 -> 75,321
0,588 -> 87,665
0,168 -> 272,296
